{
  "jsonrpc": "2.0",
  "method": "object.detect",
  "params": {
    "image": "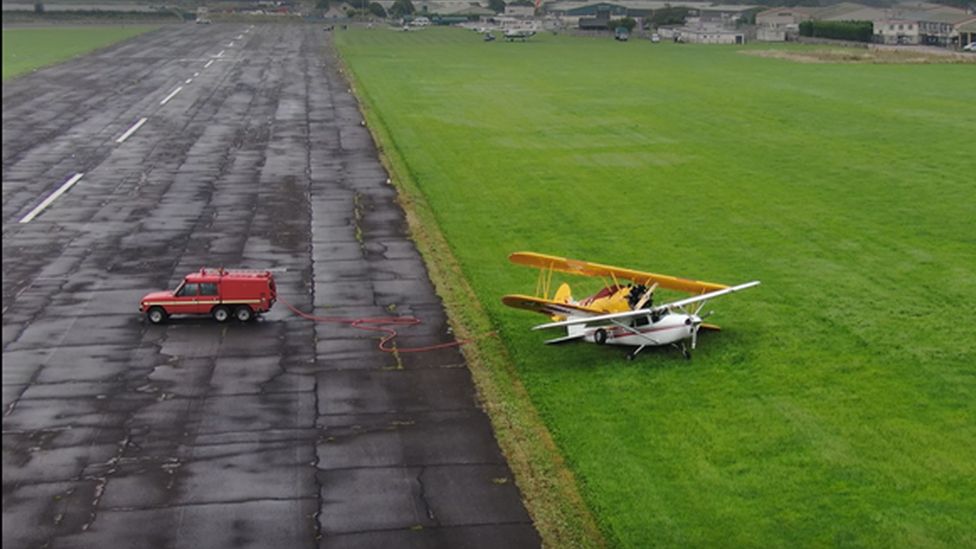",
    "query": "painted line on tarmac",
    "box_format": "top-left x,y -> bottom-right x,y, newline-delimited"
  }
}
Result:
236,34 -> 243,39
194,72 -> 200,76
115,117 -> 148,144
228,42 -> 235,47
160,86 -> 183,105
204,59 -> 214,68
19,173 -> 85,224
216,49 -> 225,58
185,78 -> 193,84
